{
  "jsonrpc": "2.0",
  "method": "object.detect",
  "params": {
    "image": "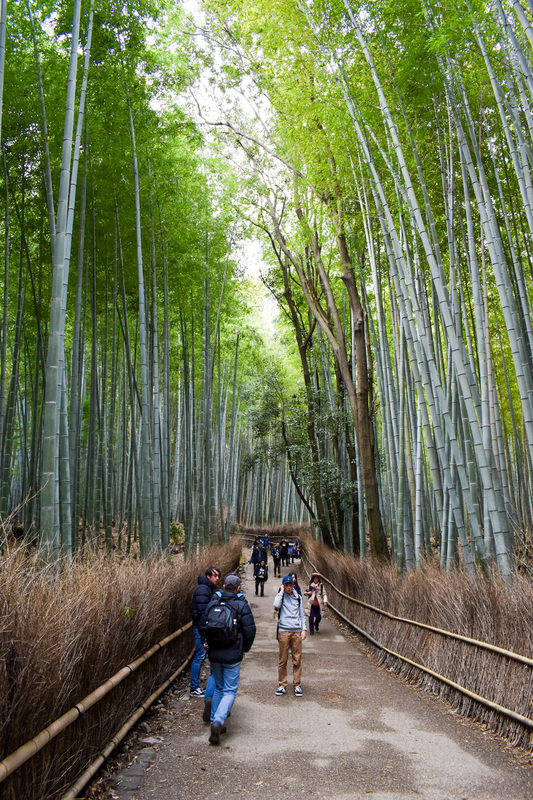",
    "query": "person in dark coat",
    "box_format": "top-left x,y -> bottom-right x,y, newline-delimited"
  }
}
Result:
200,573 -> 256,745
279,539 -> 289,566
254,559 -> 268,596
189,567 -> 220,698
250,537 -> 268,567
271,543 -> 281,577
248,537 -> 259,565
